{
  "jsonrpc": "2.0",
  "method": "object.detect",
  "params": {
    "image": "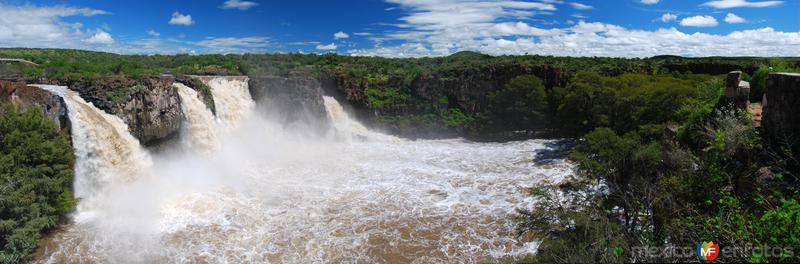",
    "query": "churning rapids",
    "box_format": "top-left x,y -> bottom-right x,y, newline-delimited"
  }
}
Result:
31,78 -> 573,263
